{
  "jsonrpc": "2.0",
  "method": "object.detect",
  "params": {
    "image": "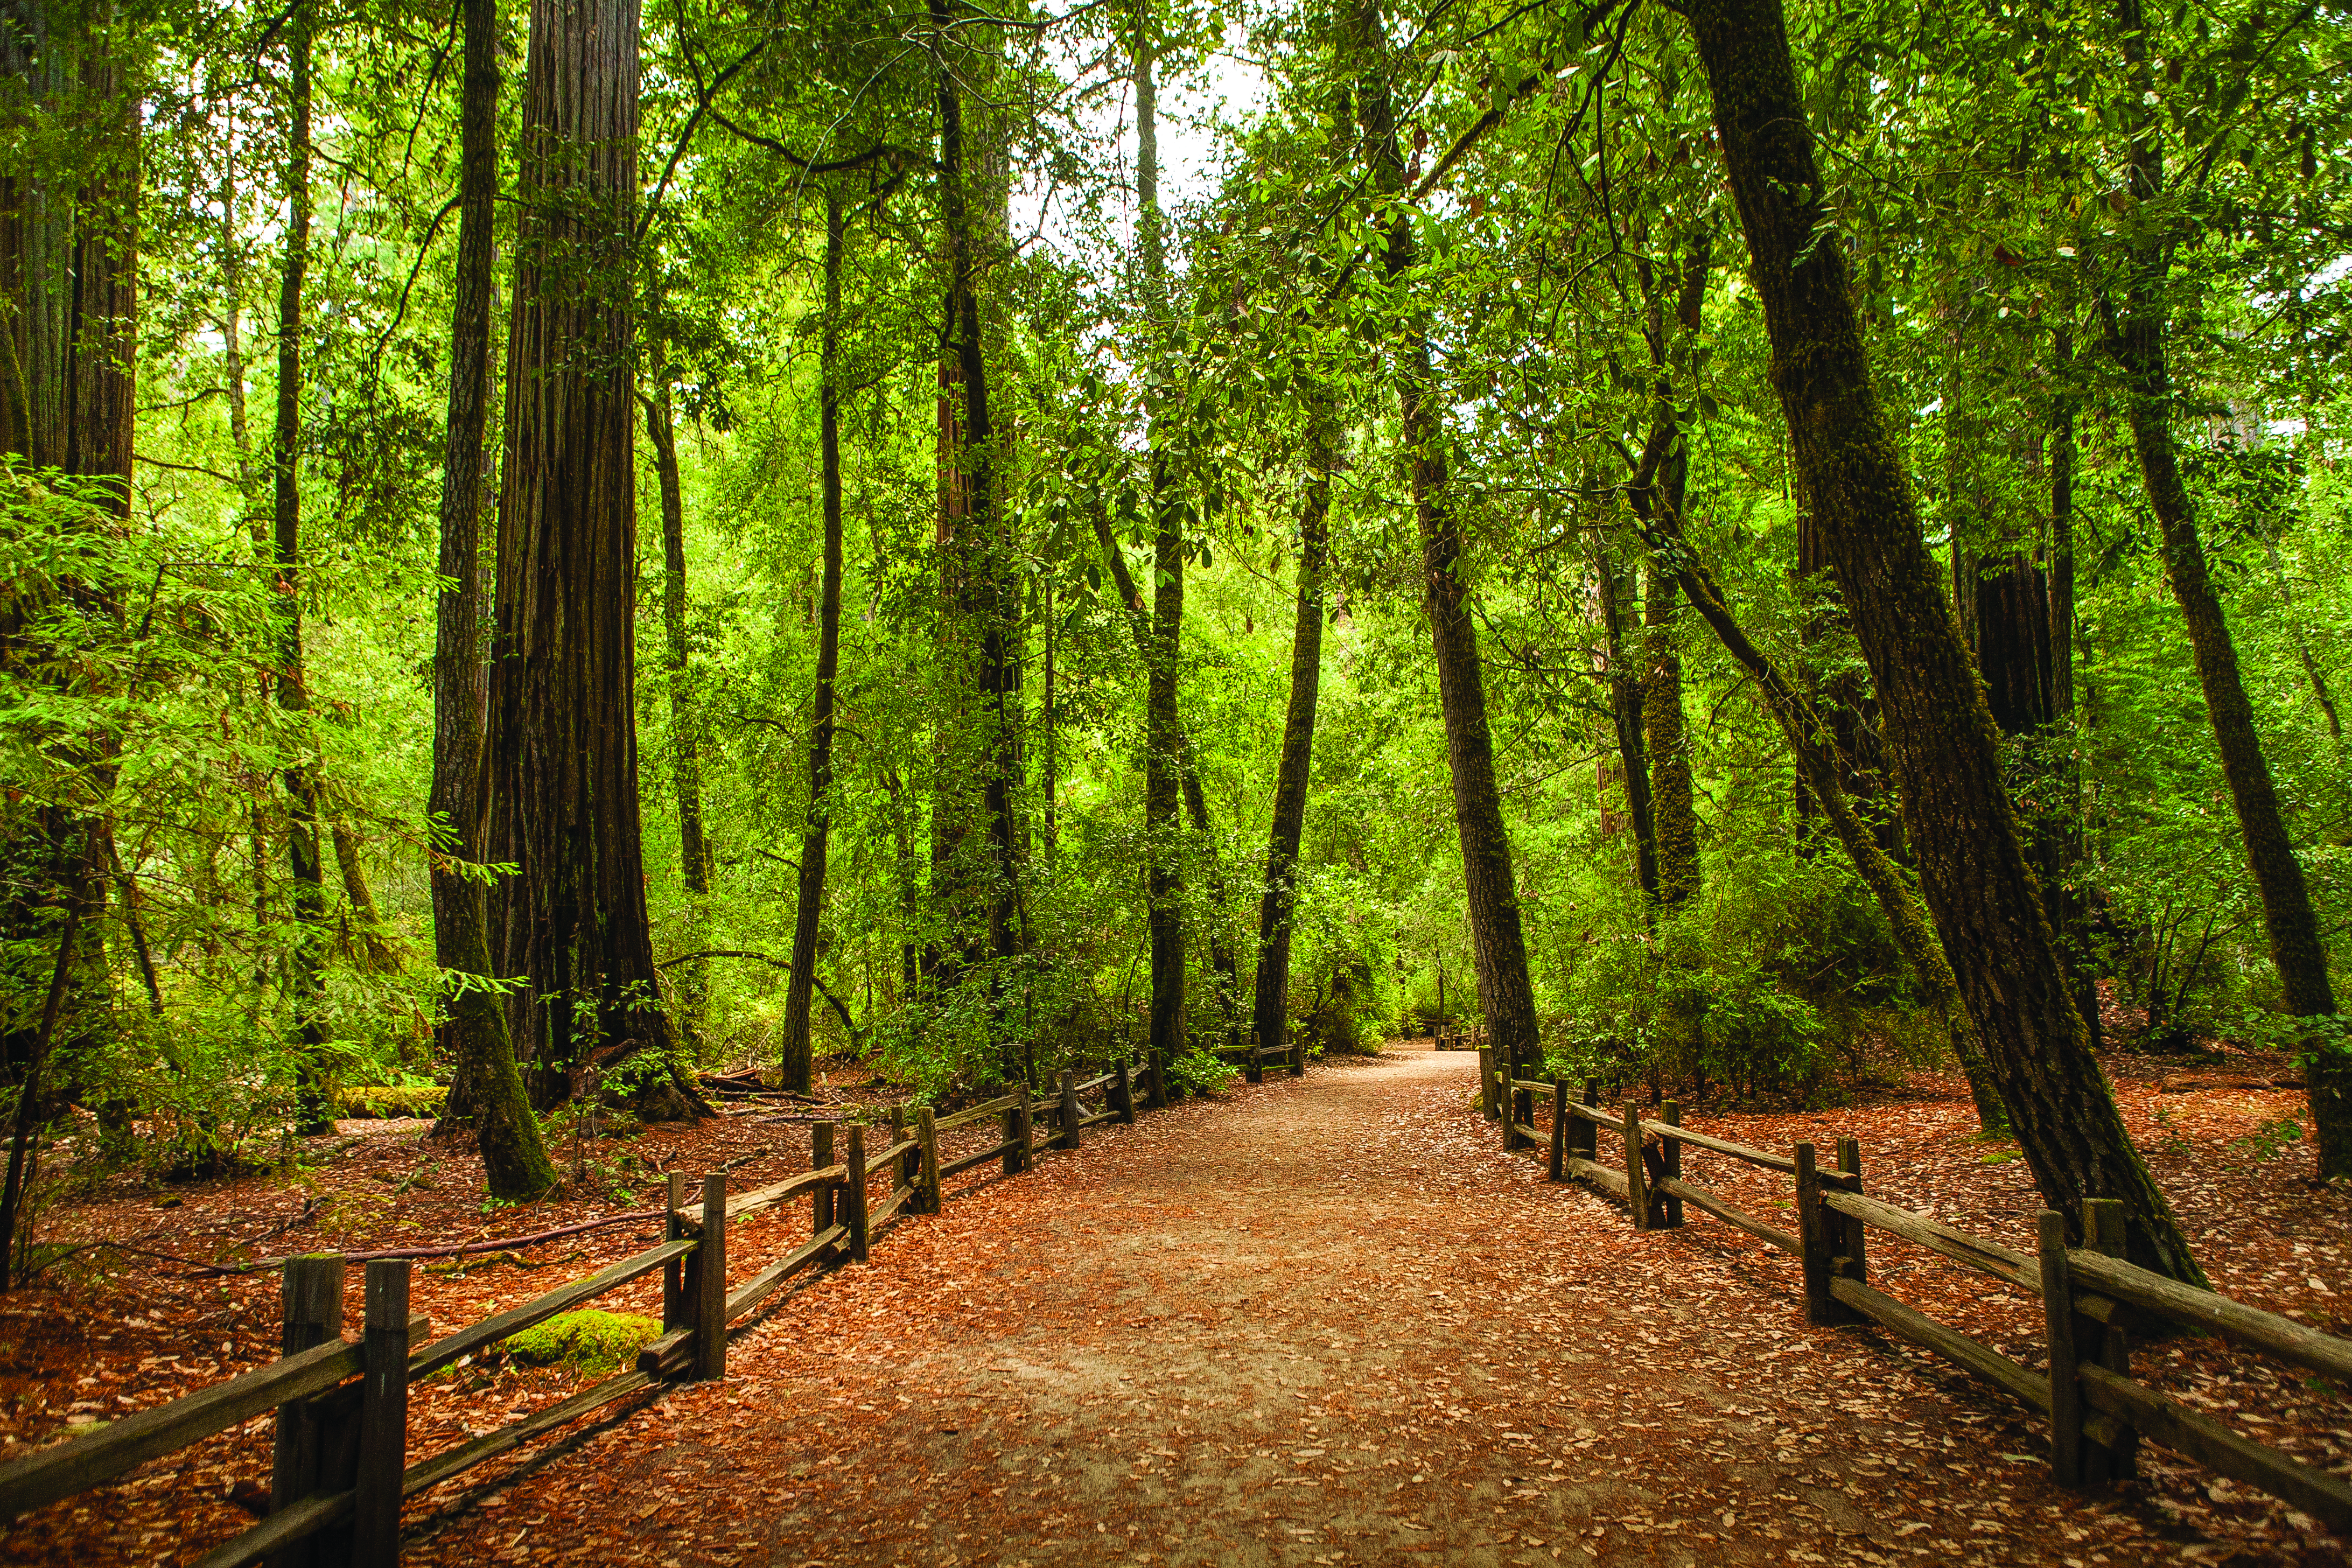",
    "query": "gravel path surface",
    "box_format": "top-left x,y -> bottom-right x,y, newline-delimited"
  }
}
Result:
398,1044 -> 2321,1567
